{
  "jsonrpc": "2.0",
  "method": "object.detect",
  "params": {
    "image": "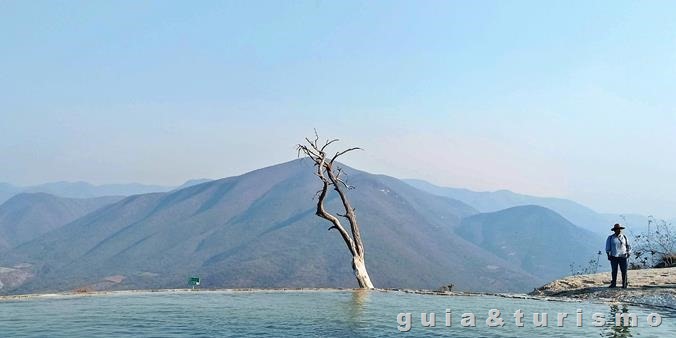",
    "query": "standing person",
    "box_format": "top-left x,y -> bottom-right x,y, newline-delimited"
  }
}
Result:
605,224 -> 631,288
